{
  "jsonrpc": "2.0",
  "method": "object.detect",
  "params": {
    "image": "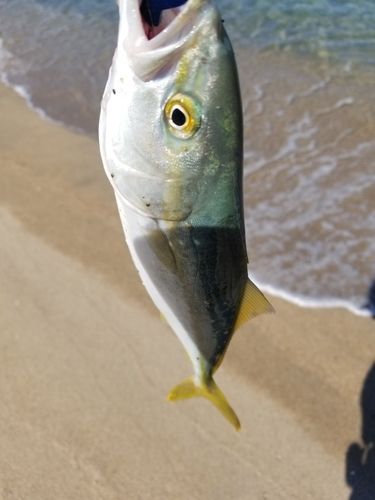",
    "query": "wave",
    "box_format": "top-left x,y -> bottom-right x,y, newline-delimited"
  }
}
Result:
0,37 -> 52,121
0,37 -> 90,136
251,275 -> 372,318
